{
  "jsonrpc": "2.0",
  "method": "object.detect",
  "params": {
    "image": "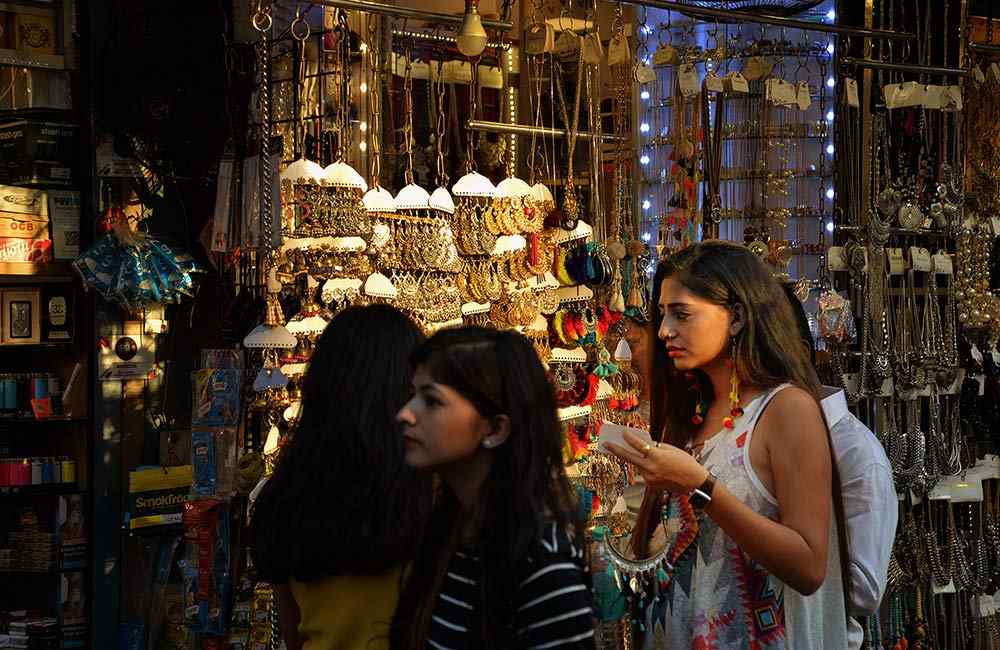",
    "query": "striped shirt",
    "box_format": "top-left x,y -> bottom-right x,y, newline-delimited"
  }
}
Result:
427,522 -> 595,650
